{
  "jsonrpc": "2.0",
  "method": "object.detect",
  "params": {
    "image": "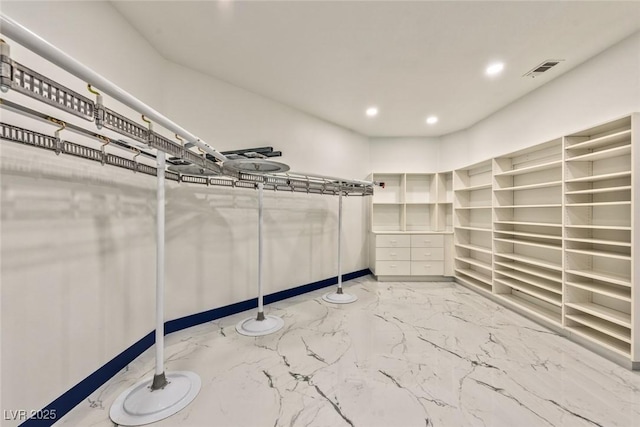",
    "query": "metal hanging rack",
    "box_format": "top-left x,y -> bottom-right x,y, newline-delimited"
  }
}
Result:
0,13 -> 379,426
